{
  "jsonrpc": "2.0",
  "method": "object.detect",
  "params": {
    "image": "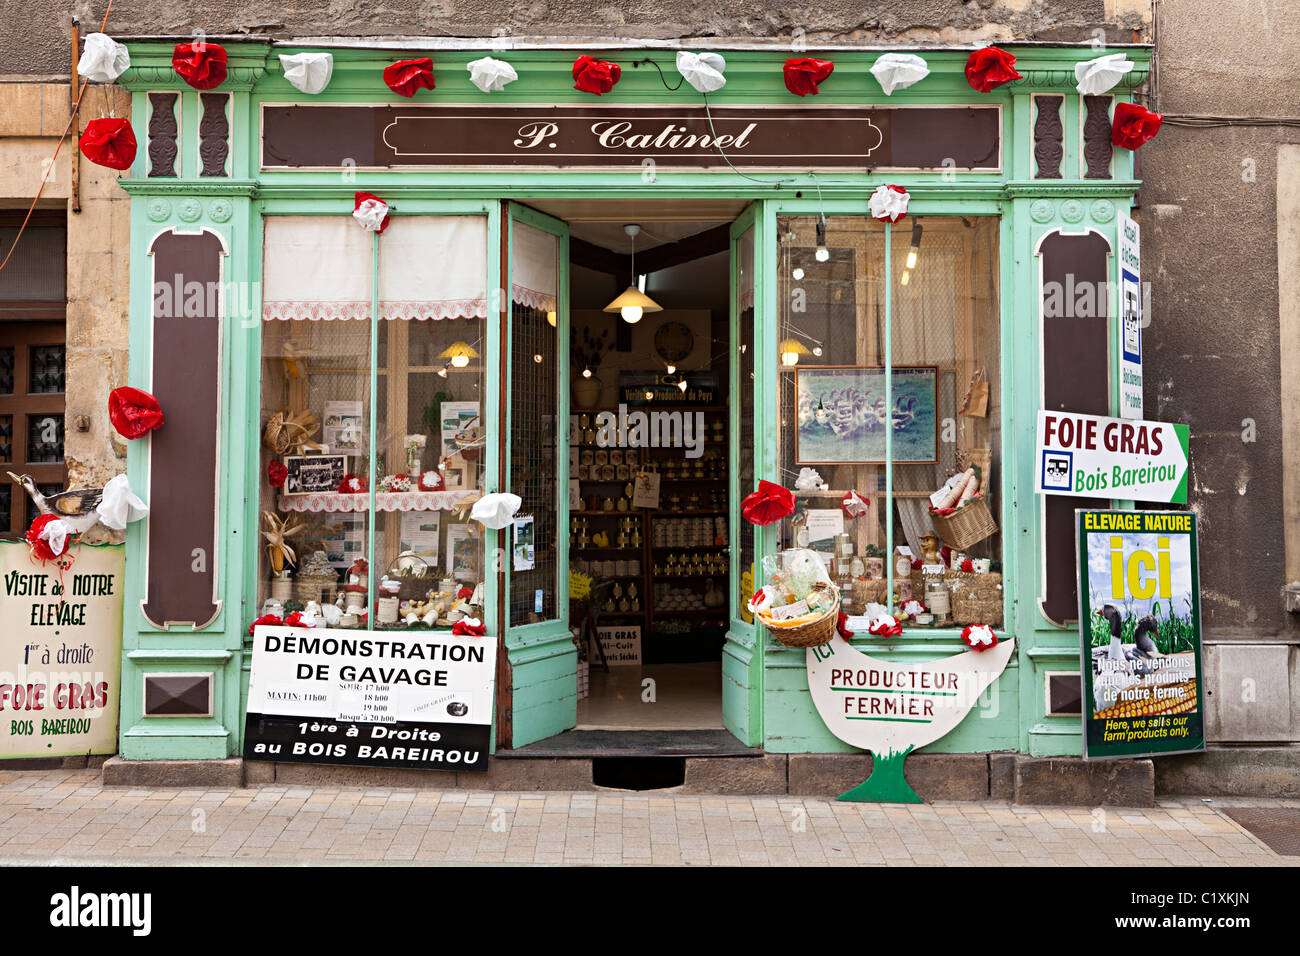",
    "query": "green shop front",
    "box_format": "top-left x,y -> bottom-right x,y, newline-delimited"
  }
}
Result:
112,39 -> 1151,787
